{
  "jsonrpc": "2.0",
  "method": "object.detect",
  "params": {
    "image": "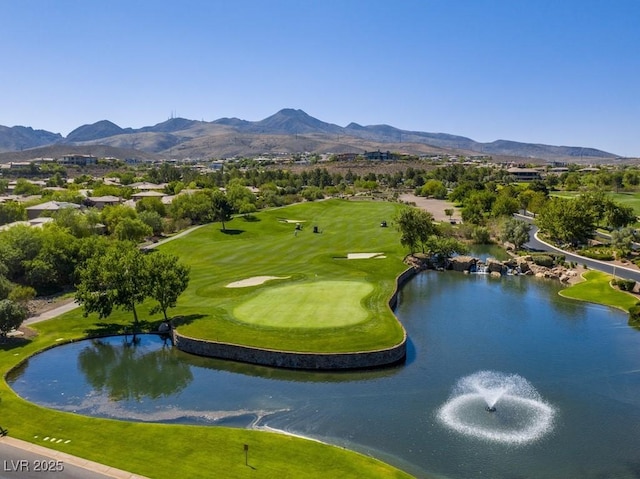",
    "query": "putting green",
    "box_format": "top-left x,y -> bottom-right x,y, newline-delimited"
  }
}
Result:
233,280 -> 374,328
